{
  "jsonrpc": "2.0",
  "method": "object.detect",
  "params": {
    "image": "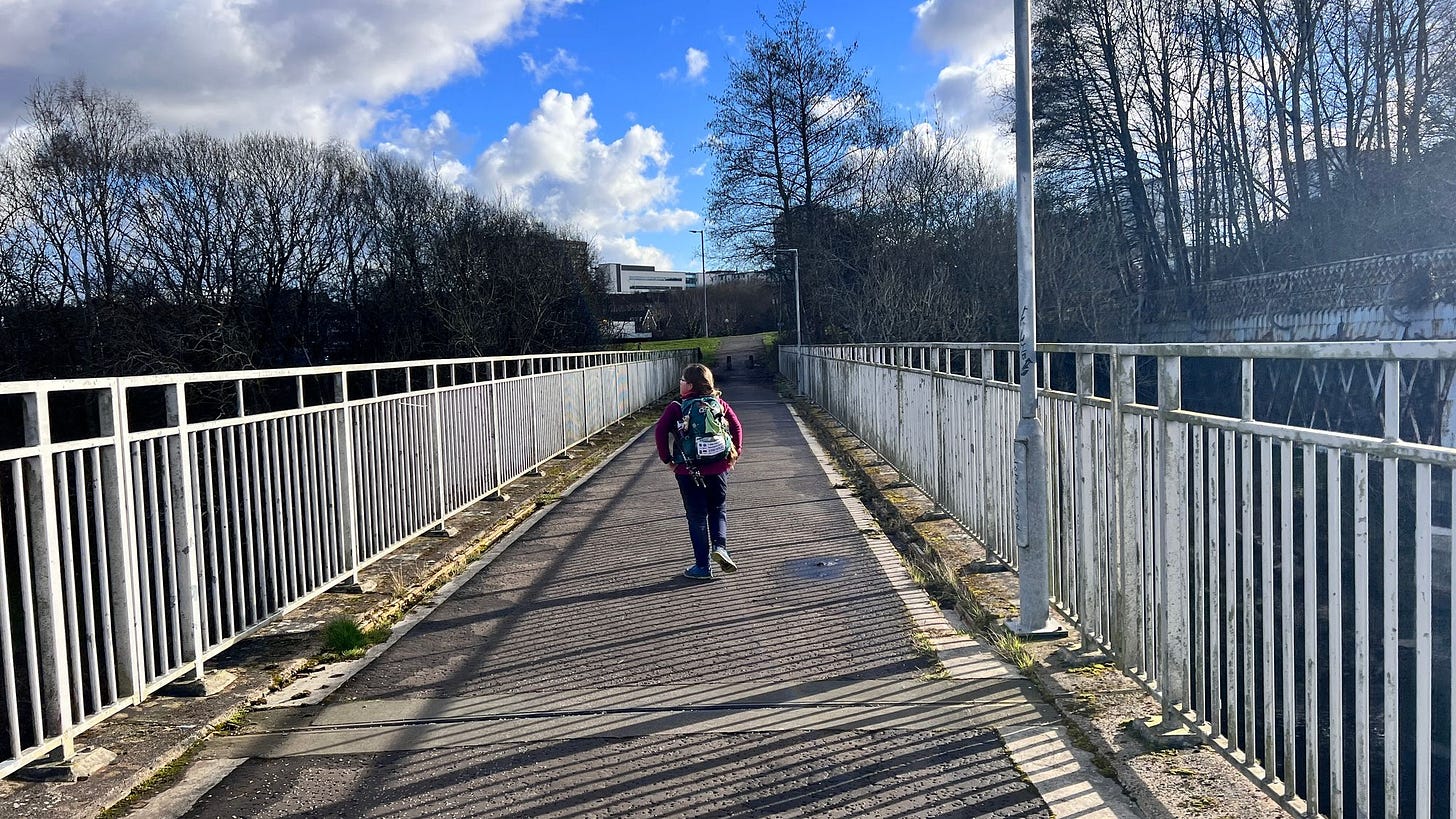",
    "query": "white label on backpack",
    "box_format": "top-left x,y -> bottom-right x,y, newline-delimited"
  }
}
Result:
694,436 -> 727,458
